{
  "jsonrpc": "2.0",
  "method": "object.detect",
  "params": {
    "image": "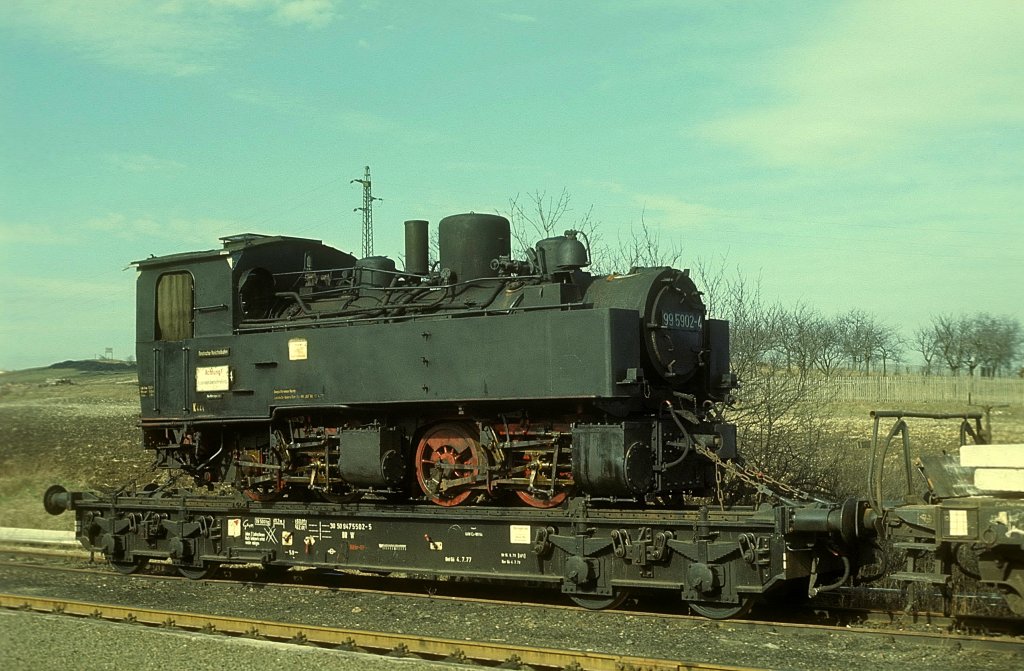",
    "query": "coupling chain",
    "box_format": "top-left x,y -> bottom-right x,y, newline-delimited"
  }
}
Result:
690,437 -> 819,504
665,397 -> 822,505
